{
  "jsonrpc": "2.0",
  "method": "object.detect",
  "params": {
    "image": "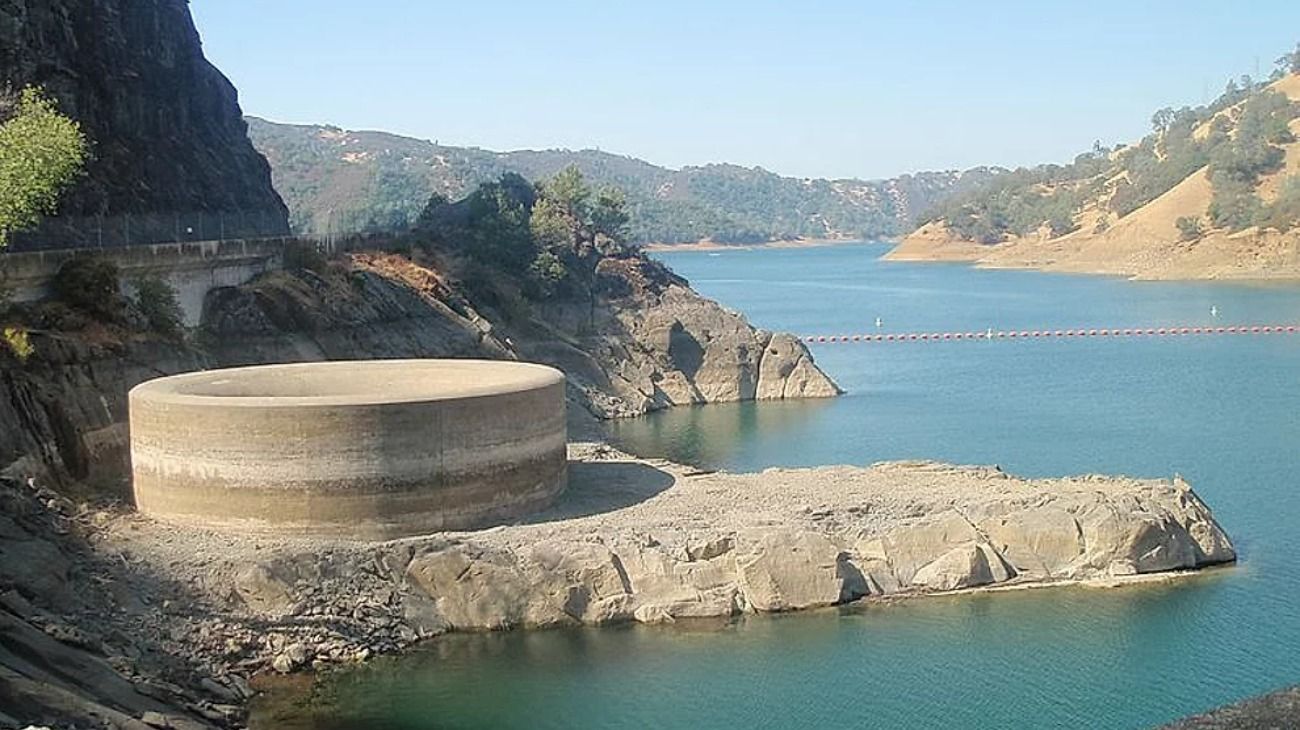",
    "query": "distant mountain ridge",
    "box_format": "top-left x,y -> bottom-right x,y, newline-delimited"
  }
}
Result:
247,116 -> 1000,244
